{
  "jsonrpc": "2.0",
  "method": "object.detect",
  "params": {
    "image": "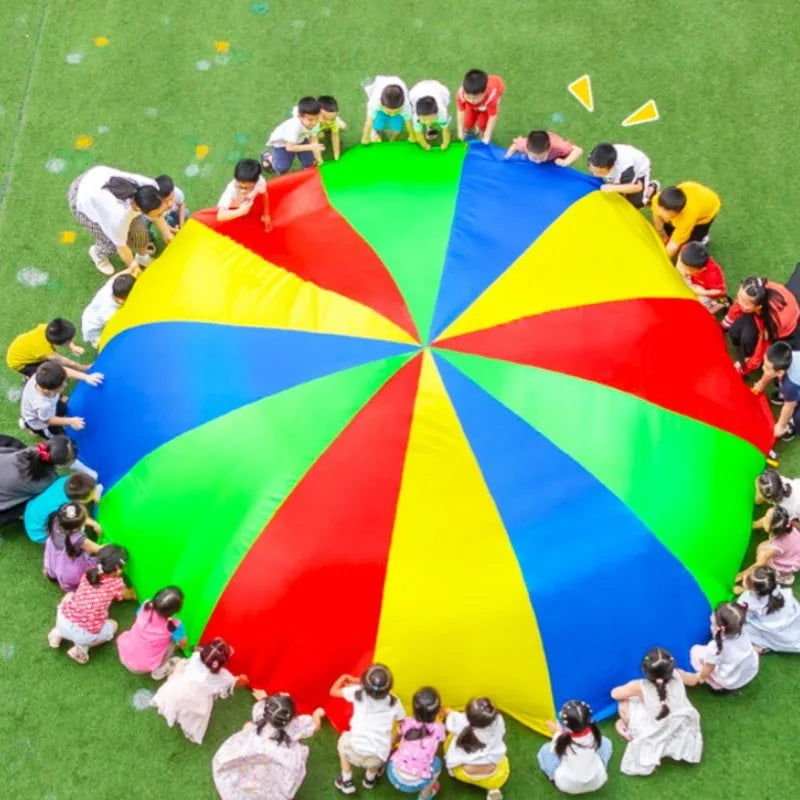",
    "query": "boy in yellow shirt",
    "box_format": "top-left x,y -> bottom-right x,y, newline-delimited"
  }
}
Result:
651,182 -> 721,260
